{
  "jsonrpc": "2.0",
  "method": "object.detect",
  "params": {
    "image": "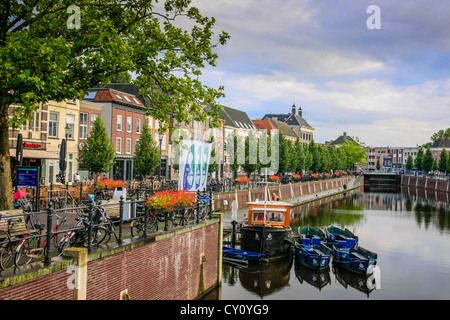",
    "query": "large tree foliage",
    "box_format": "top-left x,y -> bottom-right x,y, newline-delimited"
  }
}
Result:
438,147 -> 447,173
0,0 -> 229,208
78,117 -> 115,180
